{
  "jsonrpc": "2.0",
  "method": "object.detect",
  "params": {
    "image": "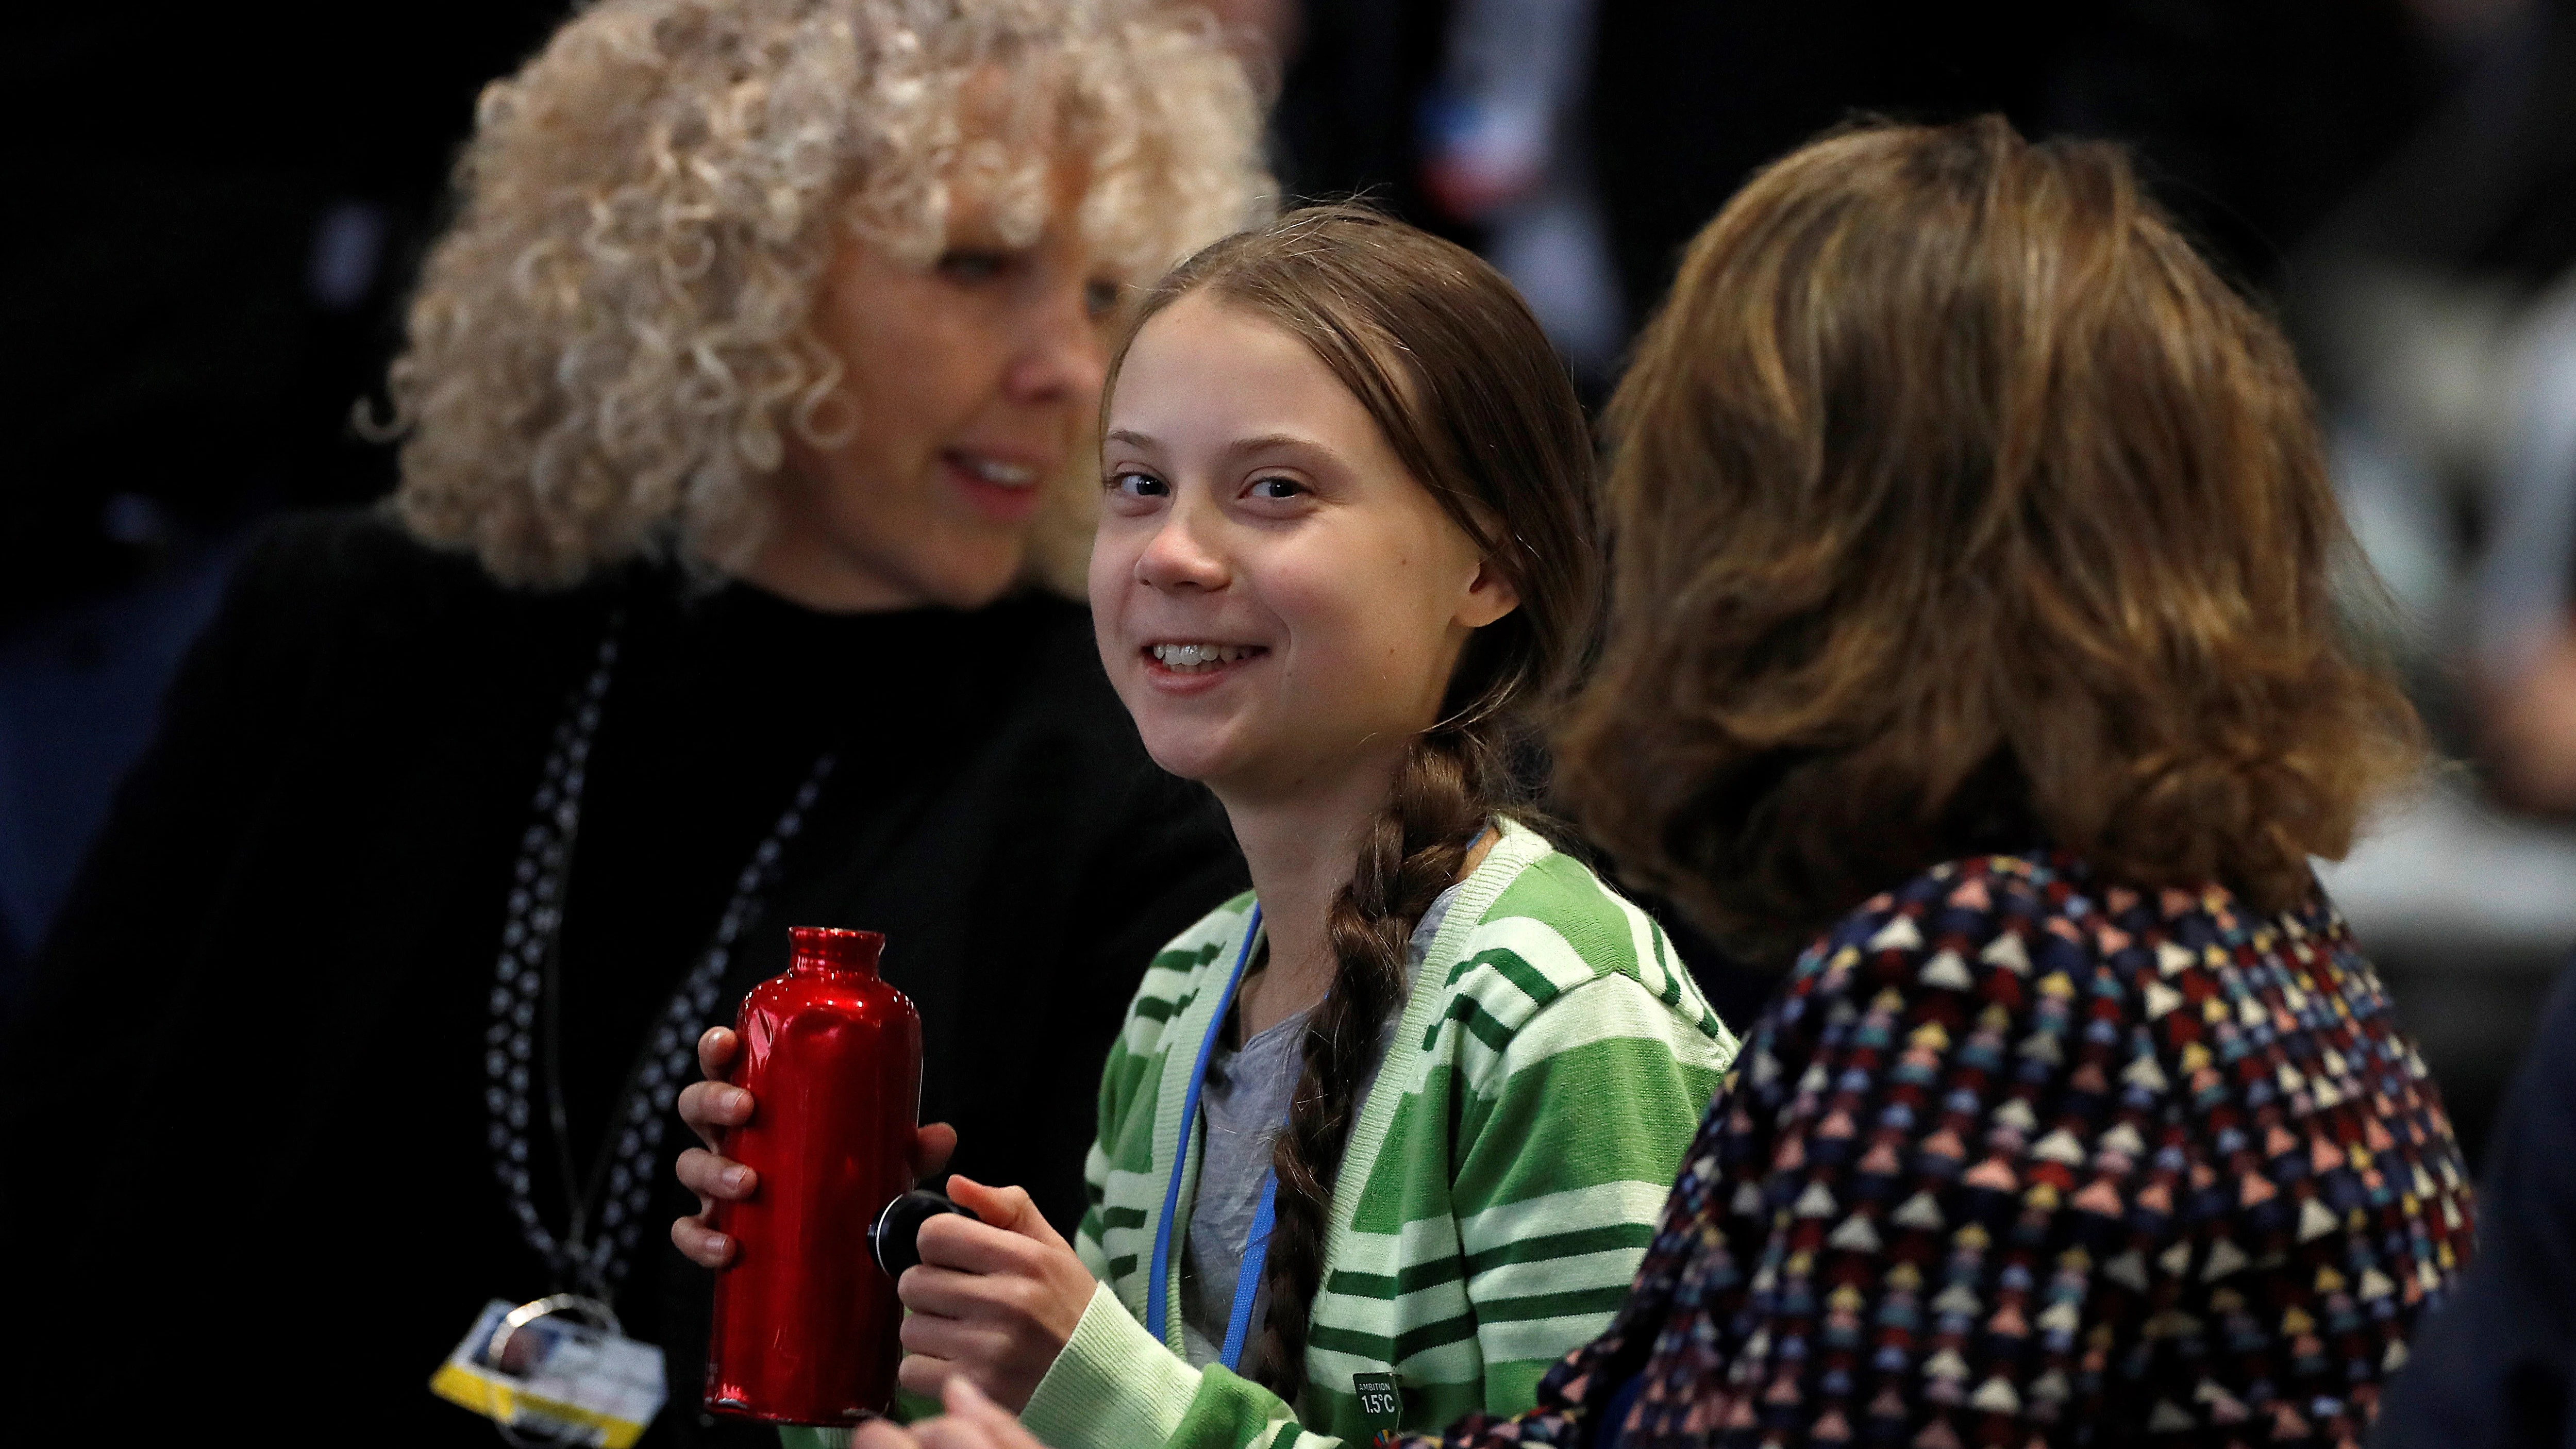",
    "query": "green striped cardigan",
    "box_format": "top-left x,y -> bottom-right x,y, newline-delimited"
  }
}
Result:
1018,819 -> 1739,1449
